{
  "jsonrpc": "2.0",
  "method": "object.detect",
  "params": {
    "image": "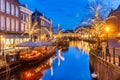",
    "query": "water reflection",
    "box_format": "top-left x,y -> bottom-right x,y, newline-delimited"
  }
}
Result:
41,41 -> 92,80
69,41 -> 93,53
0,41 -> 92,80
